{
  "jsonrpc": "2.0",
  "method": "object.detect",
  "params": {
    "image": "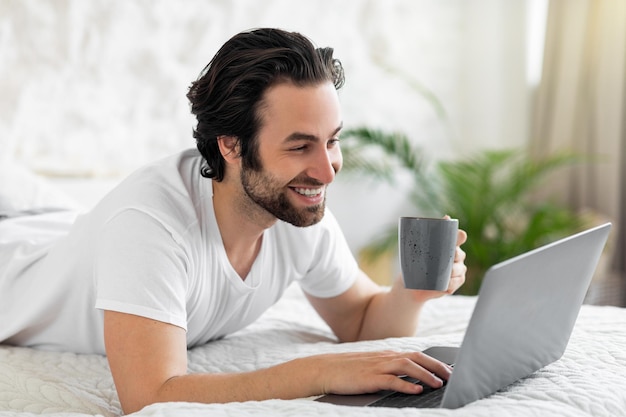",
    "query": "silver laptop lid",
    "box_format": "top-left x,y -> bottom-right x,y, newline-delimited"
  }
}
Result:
441,223 -> 611,409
